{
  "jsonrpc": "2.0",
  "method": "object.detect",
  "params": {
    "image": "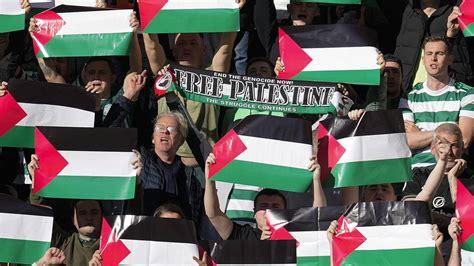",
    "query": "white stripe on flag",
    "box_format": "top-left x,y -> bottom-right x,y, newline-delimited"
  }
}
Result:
337,133 -> 411,164
58,151 -> 135,177
226,199 -> 254,211
121,239 -> 198,264
236,135 -> 312,170
57,10 -> 132,35
55,0 -> 96,6
357,224 -> 434,250
410,100 -> 461,113
302,47 -> 379,71
0,1 -> 23,15
232,184 -> 261,191
291,231 -> 329,257
17,103 -> 94,127
162,0 -> 238,10
0,213 -> 52,242
461,249 -> 474,266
